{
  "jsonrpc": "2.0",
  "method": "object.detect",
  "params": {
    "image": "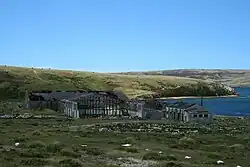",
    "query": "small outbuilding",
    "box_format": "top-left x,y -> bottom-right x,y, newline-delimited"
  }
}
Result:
164,101 -> 213,124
